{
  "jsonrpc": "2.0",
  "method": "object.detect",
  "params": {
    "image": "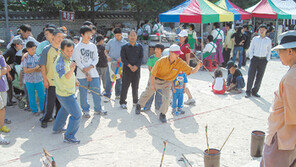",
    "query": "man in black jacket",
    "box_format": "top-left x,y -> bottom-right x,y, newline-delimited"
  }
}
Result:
3,39 -> 23,106
242,25 -> 252,66
120,30 -> 143,109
